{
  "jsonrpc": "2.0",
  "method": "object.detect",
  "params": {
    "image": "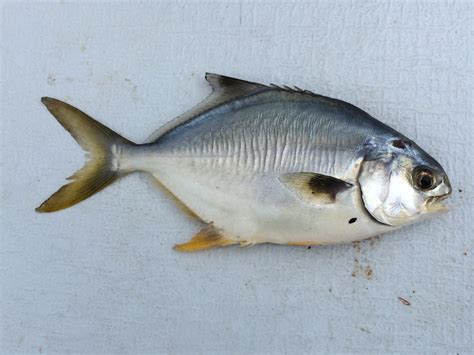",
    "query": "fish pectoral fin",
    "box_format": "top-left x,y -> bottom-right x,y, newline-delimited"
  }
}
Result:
279,172 -> 353,204
173,224 -> 236,252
